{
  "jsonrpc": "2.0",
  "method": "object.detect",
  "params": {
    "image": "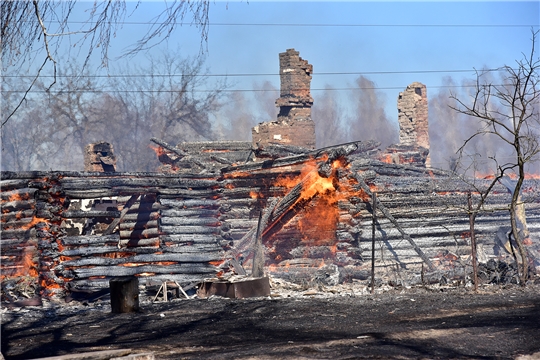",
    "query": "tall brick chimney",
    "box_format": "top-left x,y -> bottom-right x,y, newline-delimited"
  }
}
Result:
252,49 -> 316,149
397,82 -> 429,150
